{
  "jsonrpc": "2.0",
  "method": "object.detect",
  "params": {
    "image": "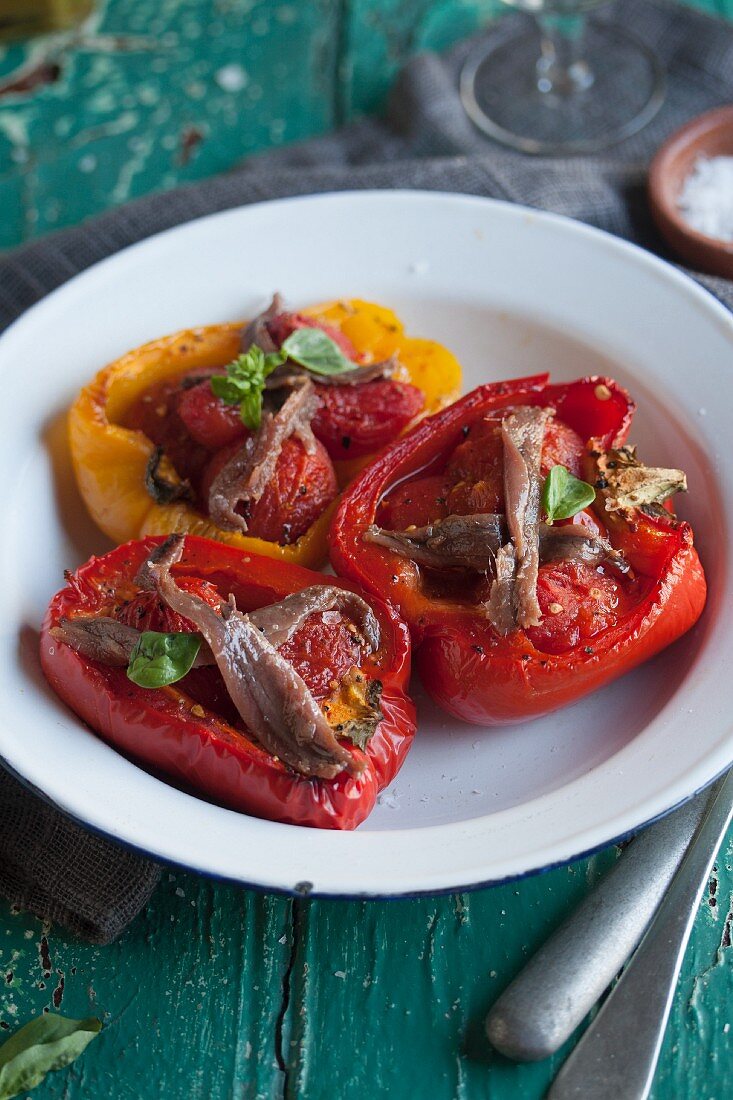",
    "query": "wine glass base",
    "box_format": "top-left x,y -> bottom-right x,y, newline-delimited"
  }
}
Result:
460,20 -> 666,155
